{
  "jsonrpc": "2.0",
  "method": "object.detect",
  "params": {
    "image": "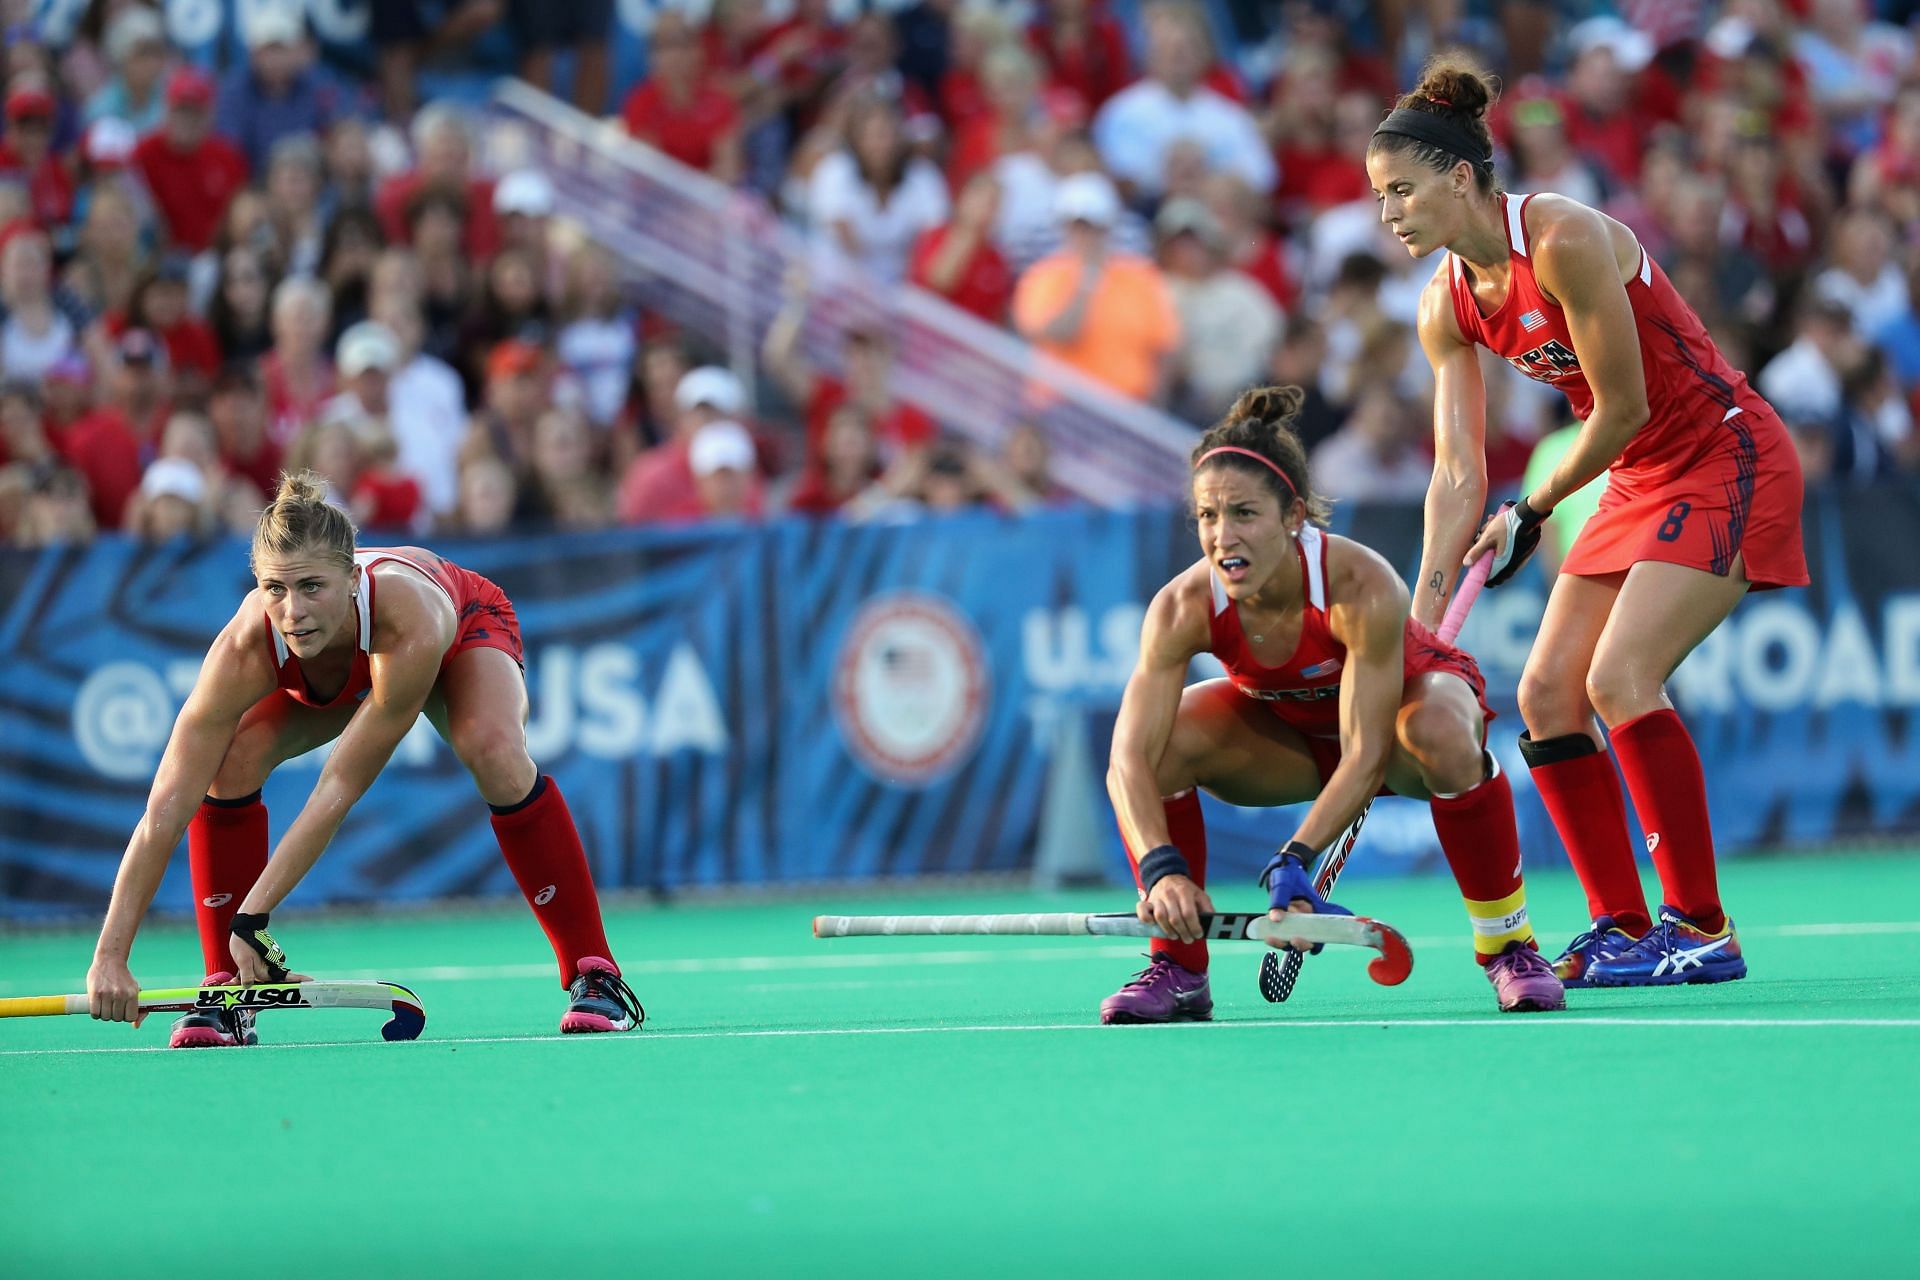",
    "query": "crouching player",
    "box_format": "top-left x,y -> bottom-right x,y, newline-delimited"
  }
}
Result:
84,471 -> 643,1046
1100,387 -> 1563,1023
